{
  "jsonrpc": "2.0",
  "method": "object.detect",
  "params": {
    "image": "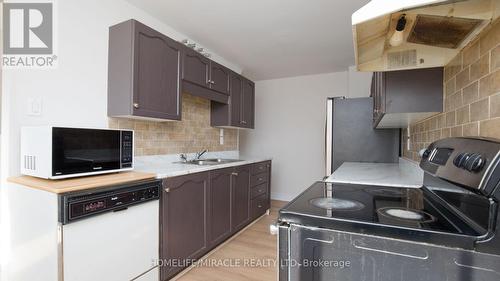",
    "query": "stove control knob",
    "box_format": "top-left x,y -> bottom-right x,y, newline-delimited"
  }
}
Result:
464,154 -> 478,171
420,148 -> 432,159
468,154 -> 485,173
454,153 -> 469,168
